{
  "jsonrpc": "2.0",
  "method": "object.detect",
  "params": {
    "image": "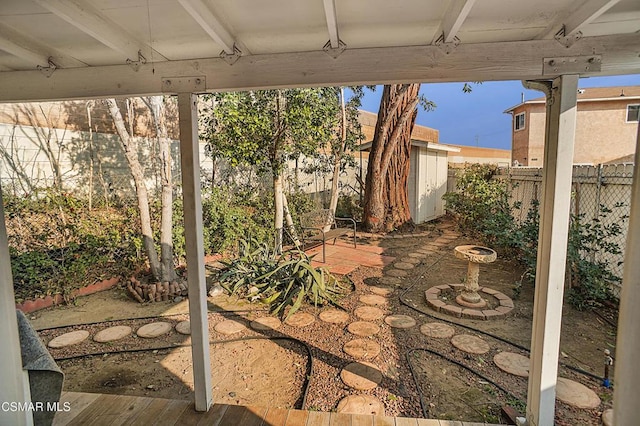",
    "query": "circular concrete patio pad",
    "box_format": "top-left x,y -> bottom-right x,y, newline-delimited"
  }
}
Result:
94,326 -> 132,343
407,252 -> 426,259
347,321 -> 380,337
369,286 -> 393,297
493,352 -> 530,377
401,256 -> 421,264
336,395 -> 385,416
136,322 -> 172,338
48,330 -> 90,348
319,309 -> 350,324
556,377 -> 601,409
379,276 -> 403,287
419,322 -> 455,339
451,334 -> 490,355
284,312 -> 315,327
343,339 -> 381,359
250,316 -> 282,331
359,294 -> 387,306
393,262 -> 415,270
602,409 -> 613,426
386,269 -> 408,277
340,361 -> 383,390
175,321 -> 191,335
214,319 -> 246,335
355,306 -> 385,321
384,314 -> 416,329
